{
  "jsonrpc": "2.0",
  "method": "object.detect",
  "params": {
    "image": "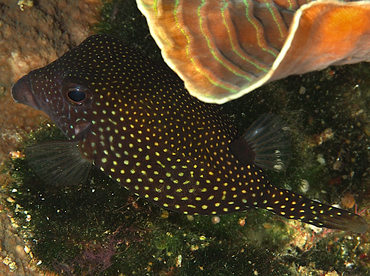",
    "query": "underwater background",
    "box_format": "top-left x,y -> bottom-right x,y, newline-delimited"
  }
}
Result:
0,0 -> 369,275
